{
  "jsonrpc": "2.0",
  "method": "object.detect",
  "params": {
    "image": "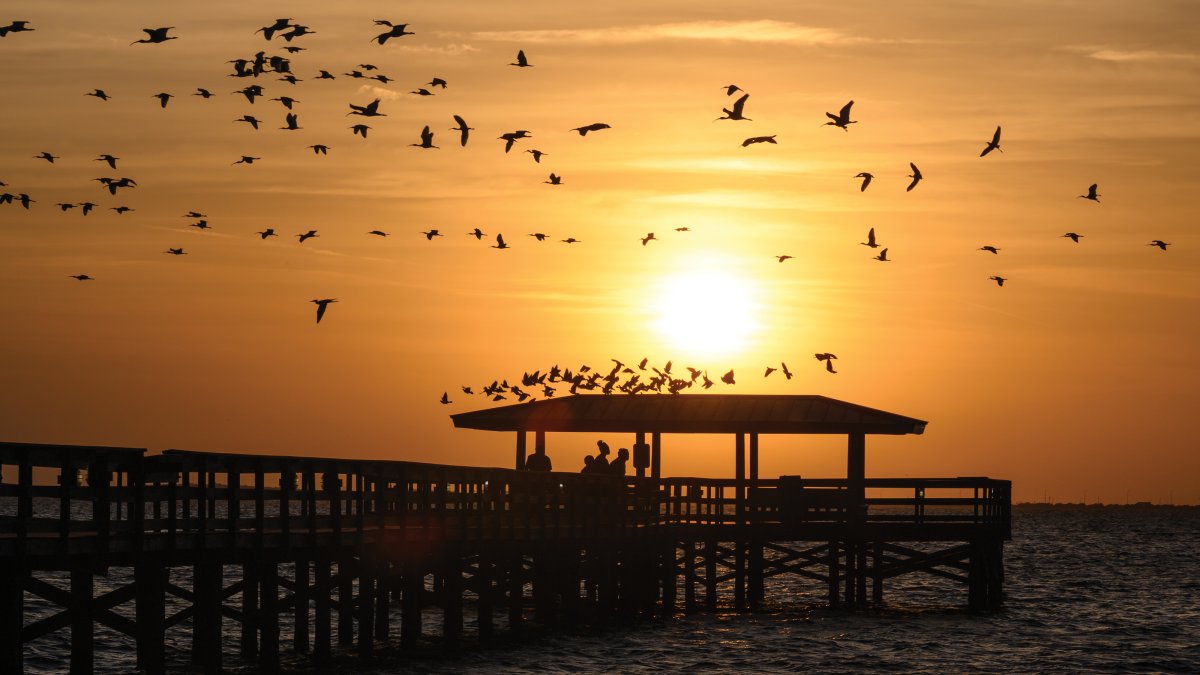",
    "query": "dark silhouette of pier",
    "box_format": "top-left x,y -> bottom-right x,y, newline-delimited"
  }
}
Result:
0,395 -> 1010,673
